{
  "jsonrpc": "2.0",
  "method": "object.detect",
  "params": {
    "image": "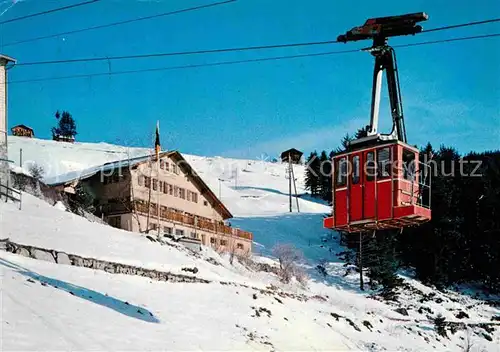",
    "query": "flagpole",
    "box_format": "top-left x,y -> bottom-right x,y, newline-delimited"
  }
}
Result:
156,121 -> 161,239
